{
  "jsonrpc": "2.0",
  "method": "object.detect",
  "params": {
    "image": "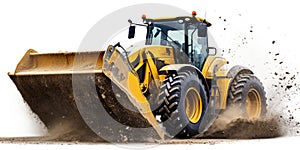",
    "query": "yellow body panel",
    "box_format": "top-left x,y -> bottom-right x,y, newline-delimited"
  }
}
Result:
128,45 -> 175,65
217,78 -> 231,109
202,56 -> 231,109
202,56 -> 228,79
